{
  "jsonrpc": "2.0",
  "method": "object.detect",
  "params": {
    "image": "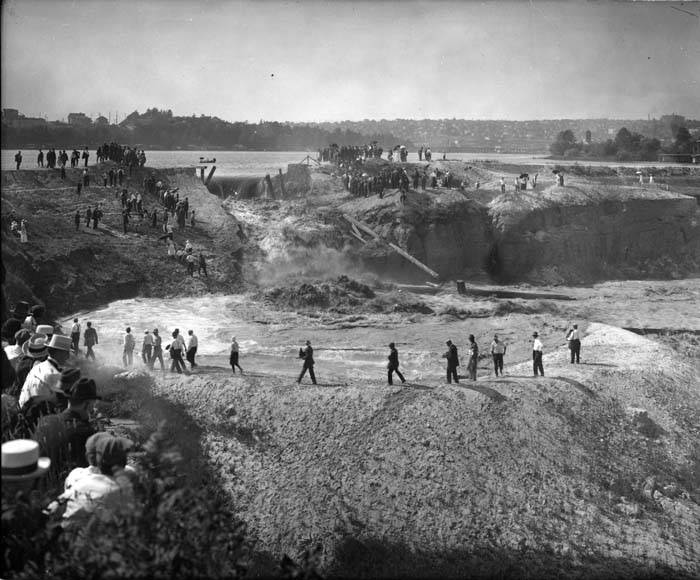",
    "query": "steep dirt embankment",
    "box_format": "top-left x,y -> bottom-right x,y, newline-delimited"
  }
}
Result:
347,191 -> 492,281
489,183 -> 699,283
150,323 -> 700,579
347,174 -> 699,284
1,166 -> 243,319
